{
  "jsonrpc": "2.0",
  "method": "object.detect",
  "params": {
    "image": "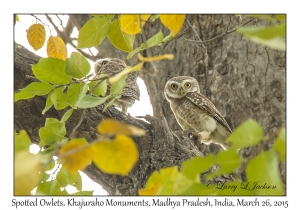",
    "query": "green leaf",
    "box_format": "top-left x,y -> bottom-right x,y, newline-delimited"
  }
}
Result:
36,180 -> 68,195
14,82 -> 55,102
67,83 -> 88,107
71,190 -> 94,196
107,19 -> 134,52
65,52 -> 91,79
206,150 -> 241,179
150,14 -> 160,22
39,118 -> 66,147
274,128 -> 286,162
60,108 -> 74,123
146,166 -> 179,195
14,130 -> 32,152
106,14 -> 115,19
237,24 -> 286,51
42,89 -> 55,114
77,16 -> 111,49
88,80 -> 108,97
226,119 -> 263,150
246,149 -> 283,195
50,87 -> 70,110
32,58 -> 72,85
181,155 -> 215,181
76,95 -> 111,109
56,168 -> 82,190
102,95 -> 121,112
172,173 -> 193,195
127,31 -> 165,59
110,74 -> 127,95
